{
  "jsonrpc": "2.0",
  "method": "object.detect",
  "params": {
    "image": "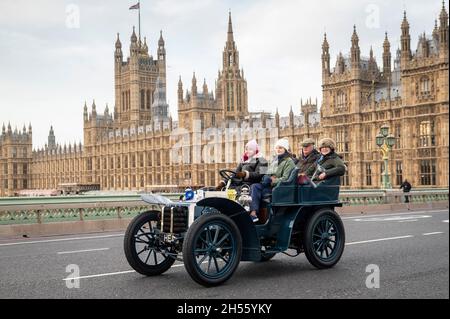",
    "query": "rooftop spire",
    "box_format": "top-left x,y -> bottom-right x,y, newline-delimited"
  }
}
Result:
441,0 -> 448,18
322,32 -> 329,51
131,26 -> 137,43
351,25 -> 359,45
159,30 -> 165,46
115,33 -> 122,49
384,32 -> 390,47
402,11 -> 409,30
227,11 -> 234,43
